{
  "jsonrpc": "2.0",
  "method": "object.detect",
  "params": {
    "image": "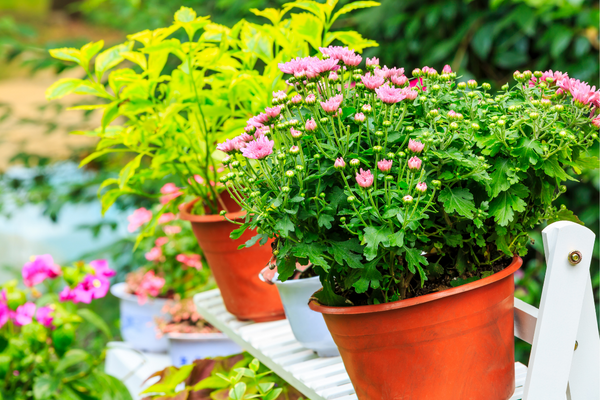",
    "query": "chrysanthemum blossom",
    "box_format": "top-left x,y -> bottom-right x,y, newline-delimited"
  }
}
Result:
14,303 -> 36,326
145,246 -> 162,261
319,46 -> 355,61
217,138 -> 240,153
408,156 -> 422,170
89,259 -> 115,278
354,113 -> 365,122
408,139 -> 425,153
241,136 -> 275,160
375,84 -> 406,104
361,73 -> 385,90
247,113 -> 270,128
265,106 -> 281,119
529,70 -> 568,88
305,94 -> 316,105
334,157 -> 346,169
400,87 -> 418,100
290,127 -> 303,138
35,306 -> 54,328
592,116 -> 600,127
158,212 -> 176,224
238,133 -> 255,143
320,94 -> 344,114
374,66 -> 404,79
329,71 -> 339,81
355,168 -> 374,188
164,225 -> 182,235
559,78 -> 600,107
366,57 -> 379,67
176,254 -> 203,270
22,254 -> 61,287
127,207 -> 152,232
342,53 -> 362,67
416,182 -> 427,193
290,94 -> 302,104
442,65 -> 452,74
403,195 -> 414,203
273,90 -> 287,102
377,159 -> 393,172
391,75 -> 408,87
307,58 -> 340,78
362,104 -> 372,113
